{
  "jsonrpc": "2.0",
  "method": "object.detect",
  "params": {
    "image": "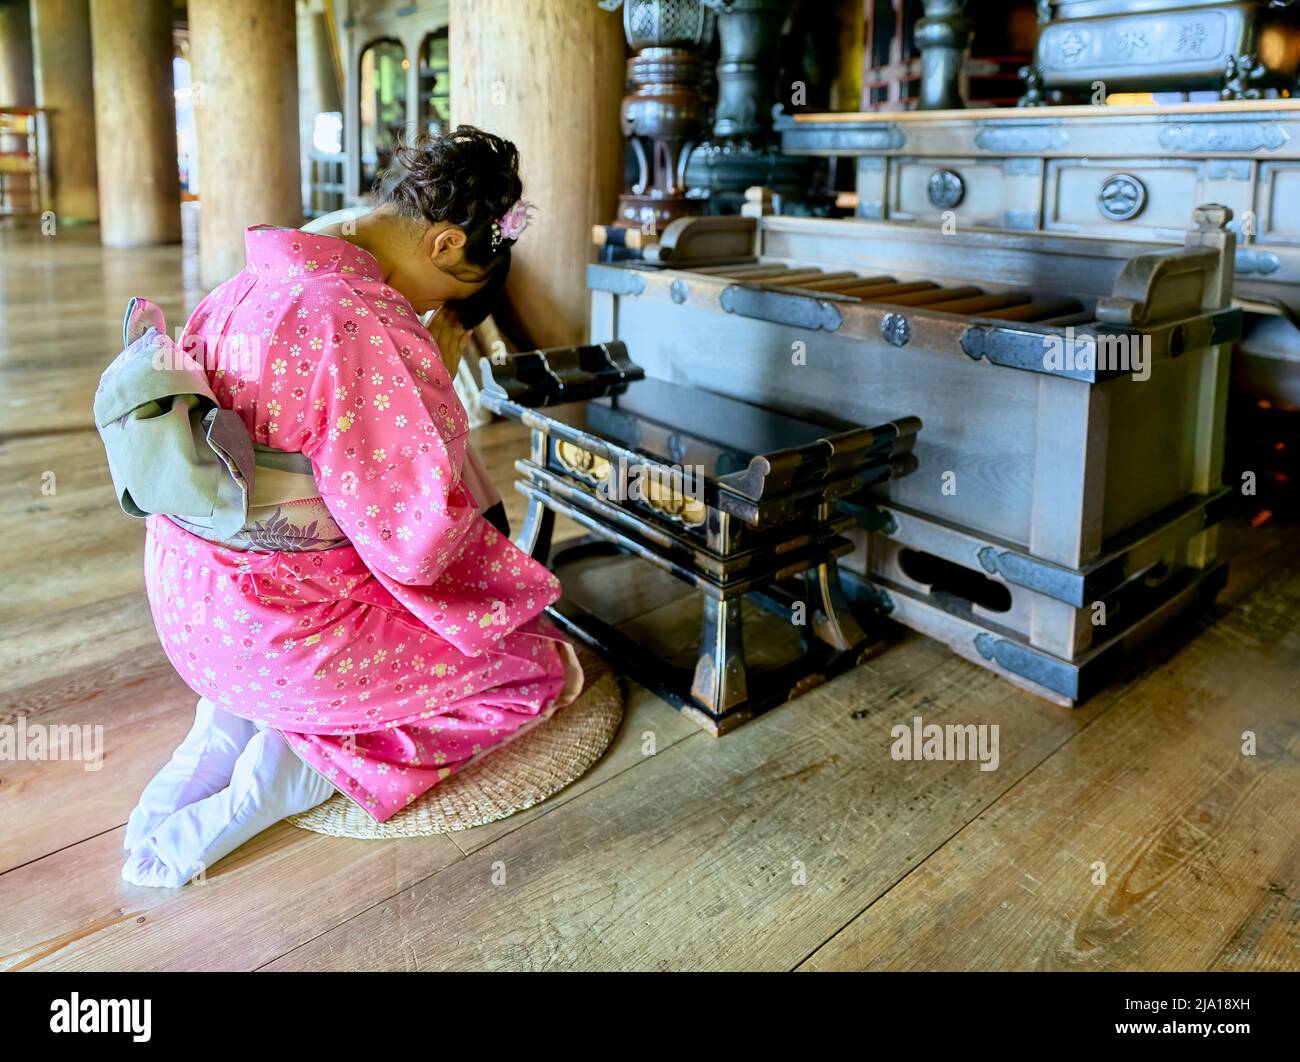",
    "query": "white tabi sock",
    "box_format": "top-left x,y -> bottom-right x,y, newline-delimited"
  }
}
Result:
121,724 -> 336,889
123,698 -> 259,851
